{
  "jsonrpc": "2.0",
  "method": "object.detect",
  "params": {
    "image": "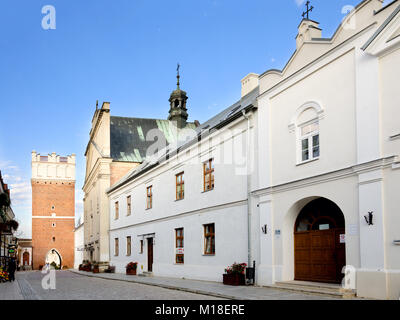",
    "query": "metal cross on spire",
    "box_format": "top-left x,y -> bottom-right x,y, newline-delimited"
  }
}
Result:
302,1 -> 314,20
176,63 -> 180,89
